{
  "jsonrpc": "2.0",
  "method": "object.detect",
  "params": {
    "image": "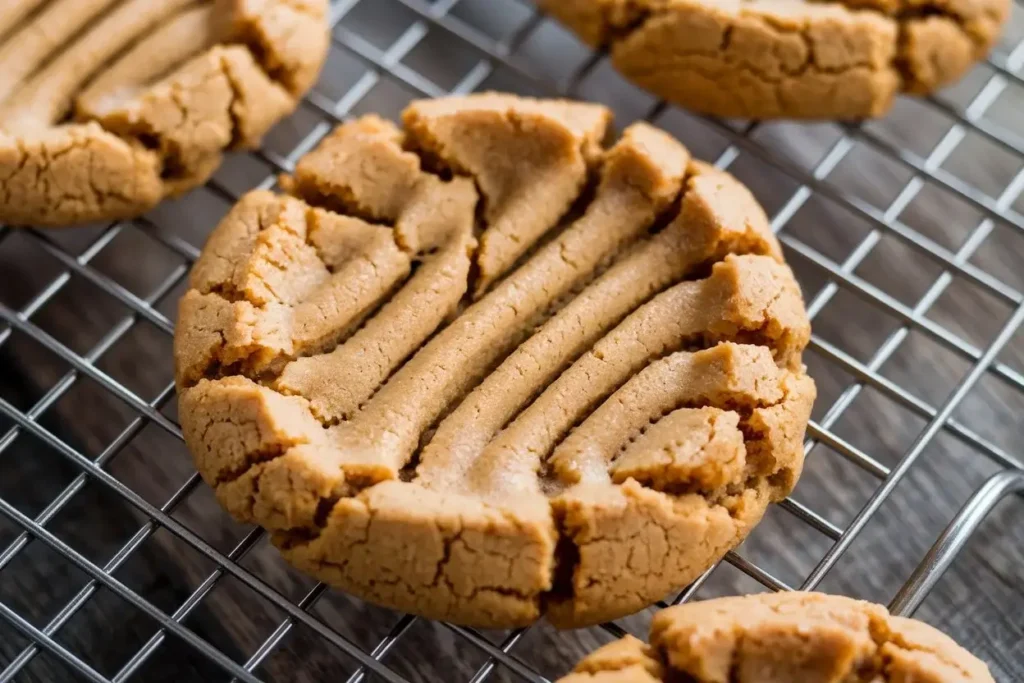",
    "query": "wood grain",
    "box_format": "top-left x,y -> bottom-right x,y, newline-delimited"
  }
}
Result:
1,0 -> 1022,681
